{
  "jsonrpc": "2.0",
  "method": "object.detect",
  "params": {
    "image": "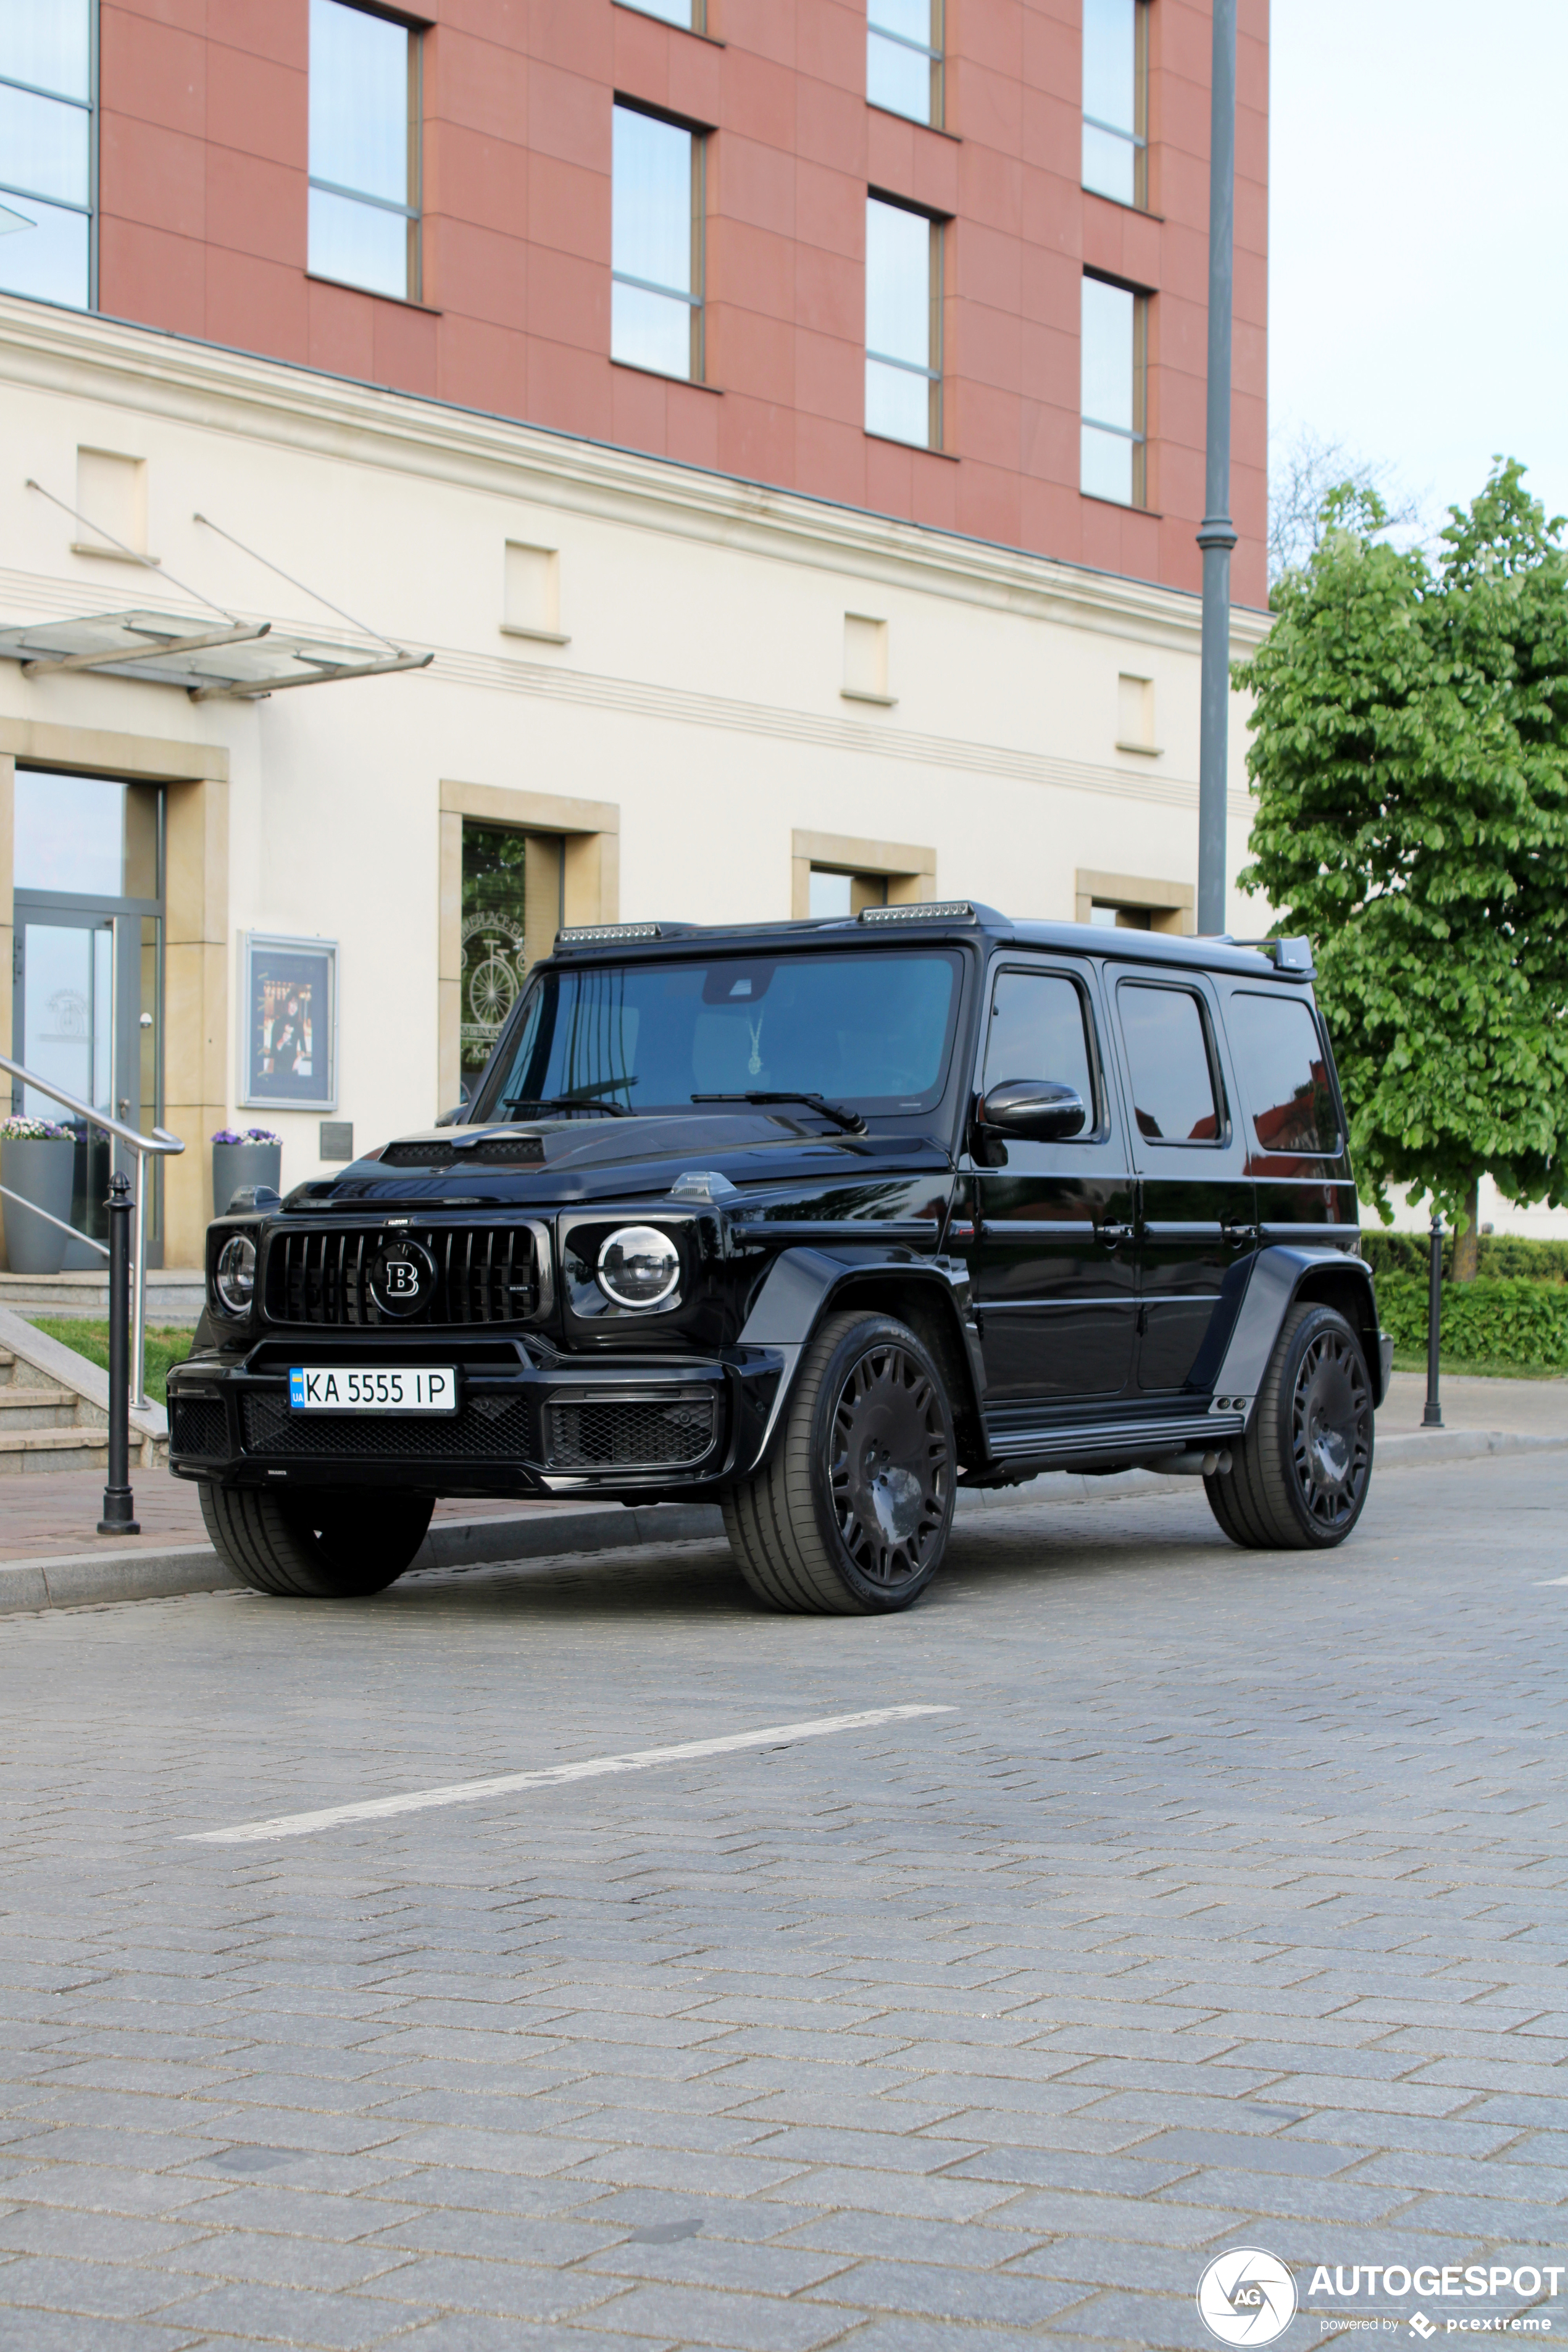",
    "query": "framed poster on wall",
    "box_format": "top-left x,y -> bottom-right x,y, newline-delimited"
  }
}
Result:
240,933 -> 338,1110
